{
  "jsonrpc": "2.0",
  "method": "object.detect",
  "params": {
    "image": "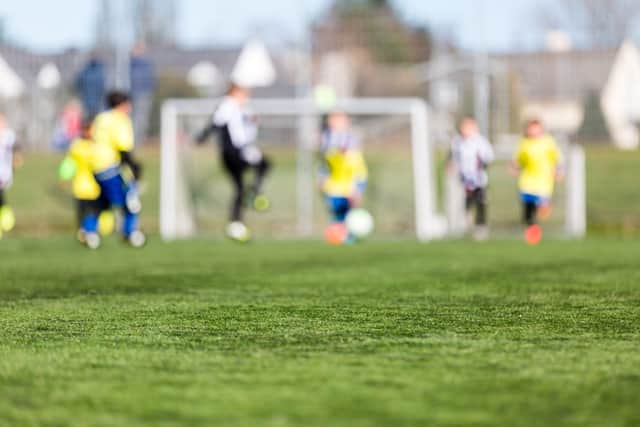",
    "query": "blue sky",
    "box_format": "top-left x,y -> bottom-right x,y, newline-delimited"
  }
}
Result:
0,0 -> 545,52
